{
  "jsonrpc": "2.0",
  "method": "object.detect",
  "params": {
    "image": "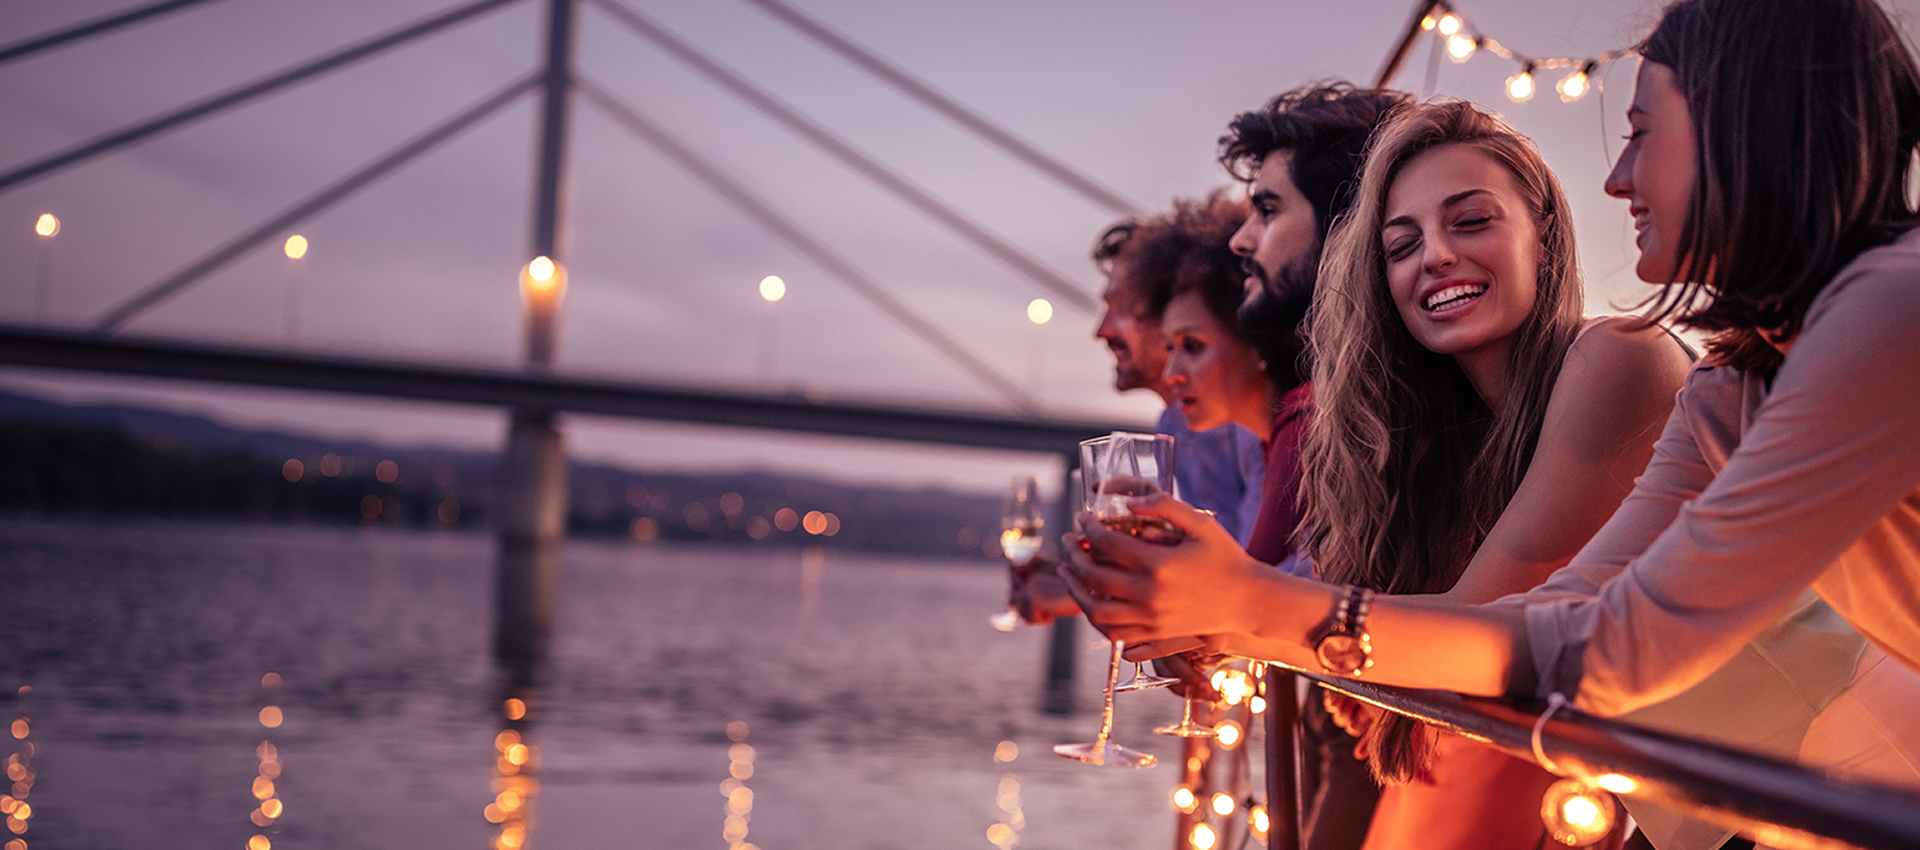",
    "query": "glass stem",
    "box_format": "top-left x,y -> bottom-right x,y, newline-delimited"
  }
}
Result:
1096,641 -> 1122,747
